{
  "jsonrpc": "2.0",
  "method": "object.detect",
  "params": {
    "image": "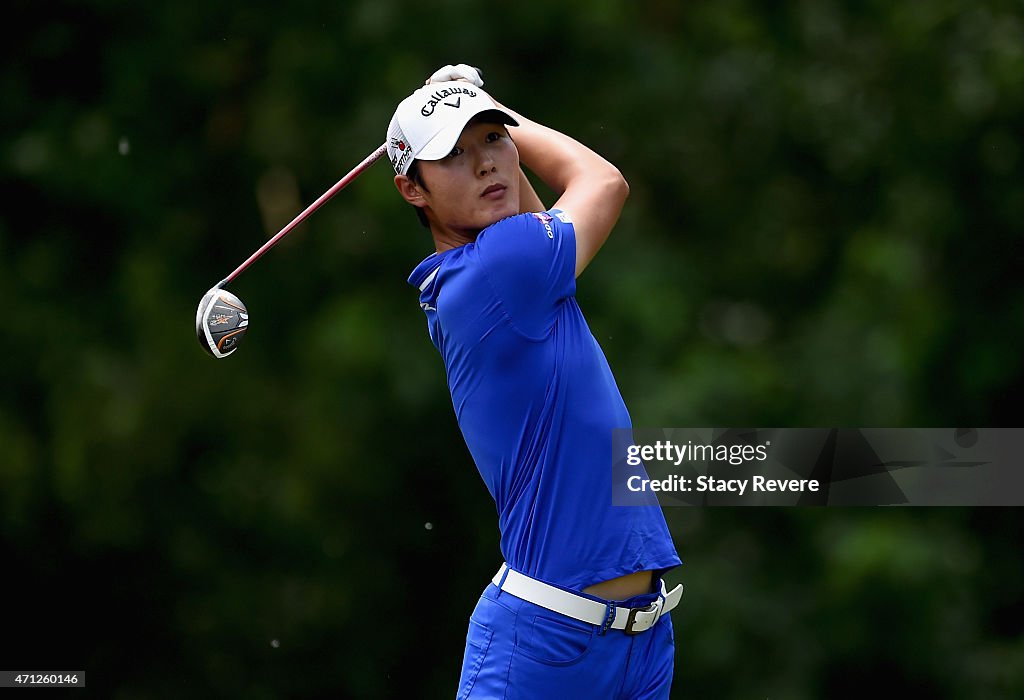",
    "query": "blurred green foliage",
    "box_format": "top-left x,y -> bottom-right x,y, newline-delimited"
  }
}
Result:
2,1 -> 1022,698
